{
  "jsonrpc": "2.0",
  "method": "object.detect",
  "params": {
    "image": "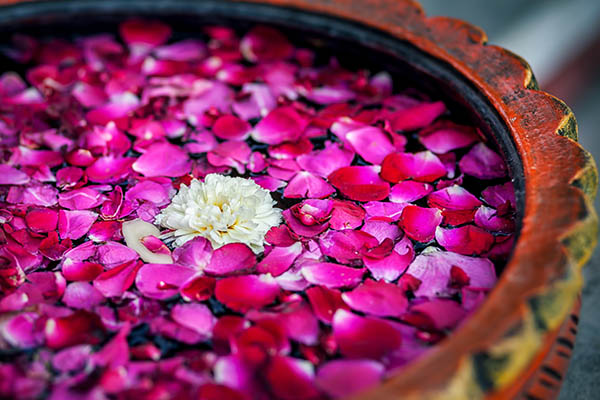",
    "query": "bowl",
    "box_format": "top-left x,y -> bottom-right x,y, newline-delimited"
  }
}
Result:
0,0 -> 596,398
